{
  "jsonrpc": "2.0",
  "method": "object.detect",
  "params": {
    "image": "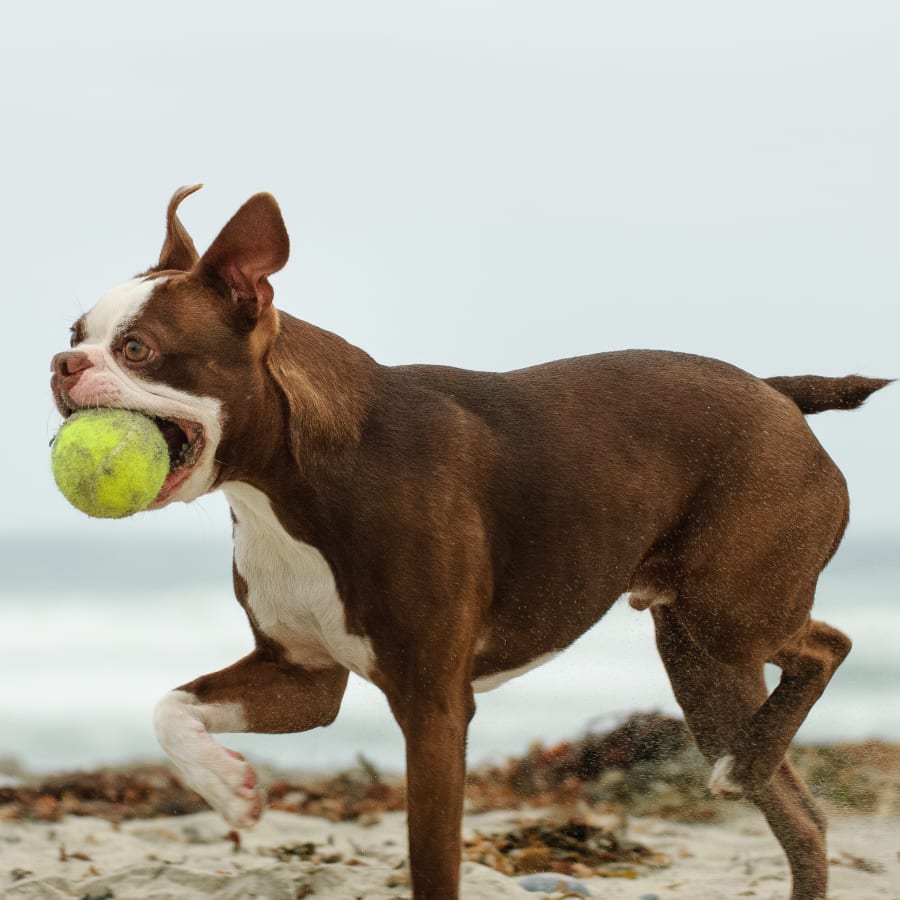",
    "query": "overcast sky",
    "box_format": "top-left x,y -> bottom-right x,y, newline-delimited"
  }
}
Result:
2,0 -> 897,543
